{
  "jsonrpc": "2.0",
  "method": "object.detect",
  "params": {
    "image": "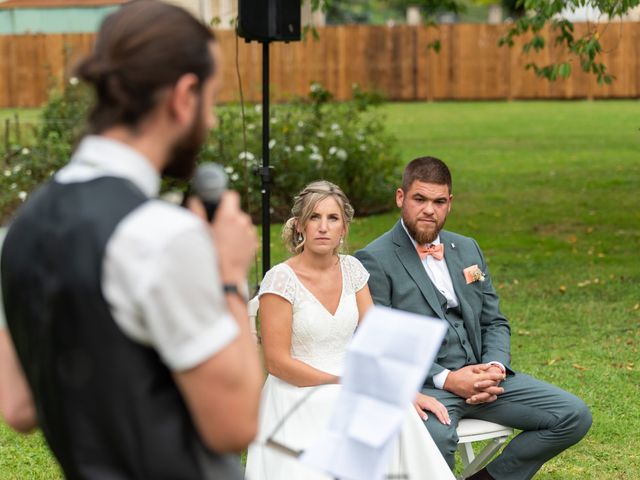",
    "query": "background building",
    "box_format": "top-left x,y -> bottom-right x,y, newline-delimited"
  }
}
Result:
0,0 -> 126,34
